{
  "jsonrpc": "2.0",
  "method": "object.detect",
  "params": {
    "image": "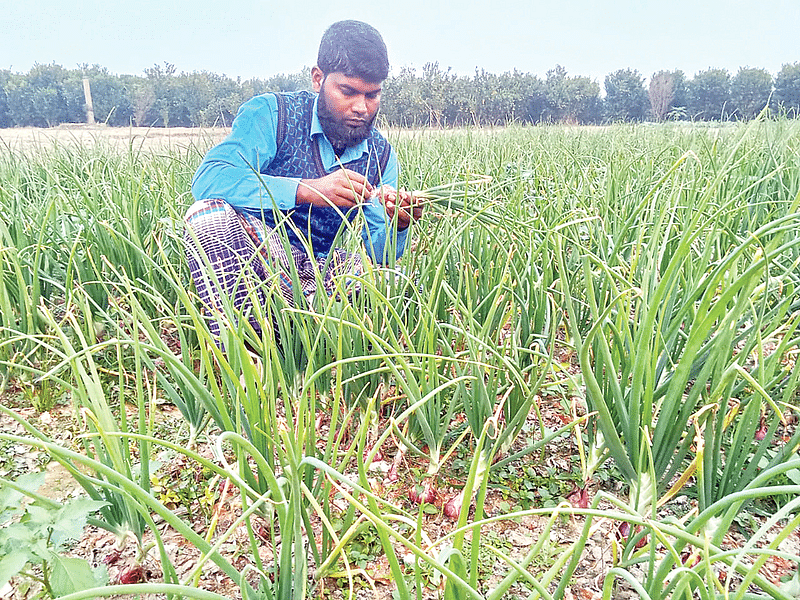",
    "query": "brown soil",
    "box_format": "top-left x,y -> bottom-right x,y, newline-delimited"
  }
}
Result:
3,379 -> 799,600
